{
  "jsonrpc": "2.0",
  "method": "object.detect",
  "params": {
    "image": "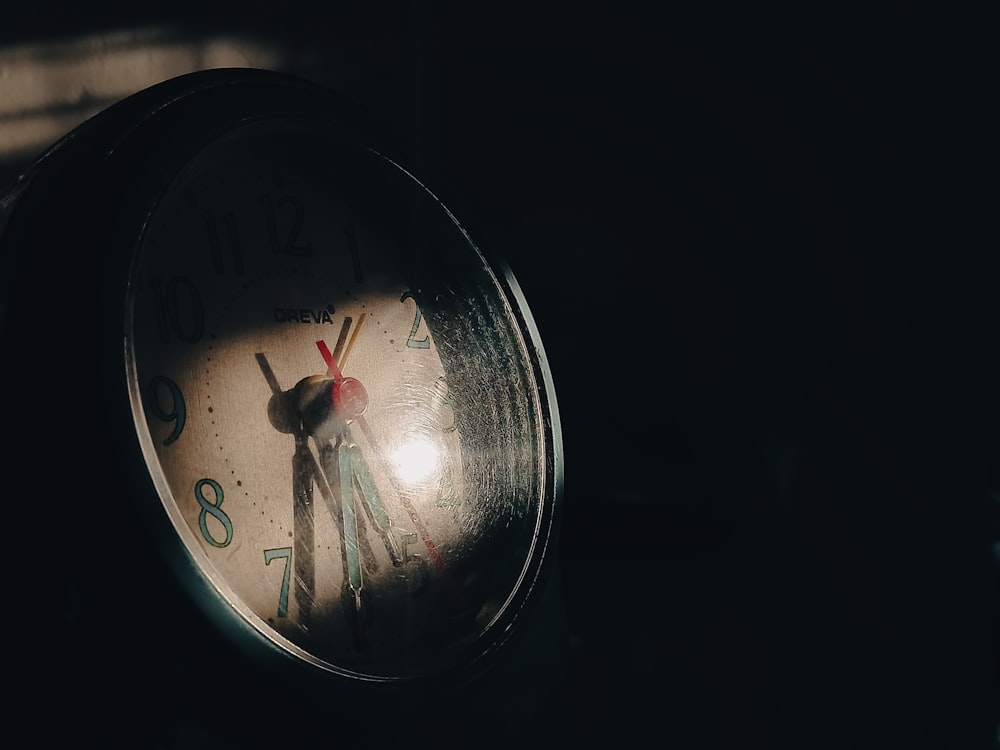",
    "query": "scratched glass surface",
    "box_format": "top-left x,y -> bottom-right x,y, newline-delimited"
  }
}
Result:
126,122 -> 547,677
